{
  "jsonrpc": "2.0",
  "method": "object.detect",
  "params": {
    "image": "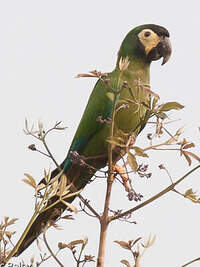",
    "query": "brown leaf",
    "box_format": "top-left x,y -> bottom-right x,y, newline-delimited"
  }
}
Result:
4,216 -> 9,225
183,142 -> 195,149
61,215 -> 74,220
36,239 -> 42,251
114,240 -> 131,250
58,242 -> 68,249
5,231 -> 13,239
44,169 -> 51,184
185,151 -> 200,162
7,218 -> 18,226
30,256 -> 34,264
184,188 -> 200,203
69,239 -> 84,246
121,260 -> 131,267
23,173 -> 36,189
76,73 -> 96,78
22,179 -> 36,189
132,237 -> 142,246
59,175 -> 67,197
182,151 -> 192,166
51,222 -> 62,230
61,200 -> 78,213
